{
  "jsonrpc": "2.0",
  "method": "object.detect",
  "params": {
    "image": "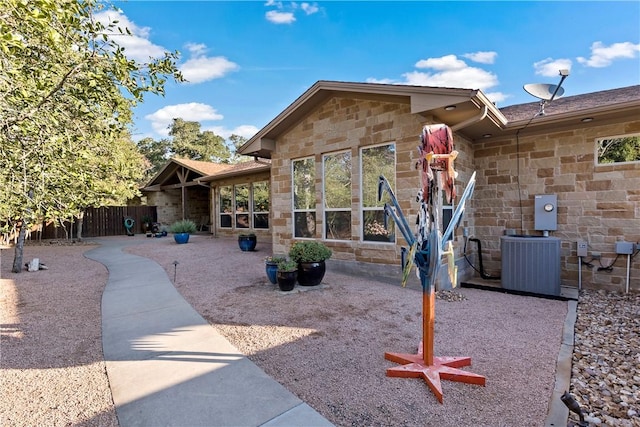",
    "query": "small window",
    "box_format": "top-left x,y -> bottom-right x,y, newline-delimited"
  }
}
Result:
219,186 -> 233,228
293,158 -> 316,238
253,181 -> 269,229
323,151 -> 352,240
596,133 -> 640,165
